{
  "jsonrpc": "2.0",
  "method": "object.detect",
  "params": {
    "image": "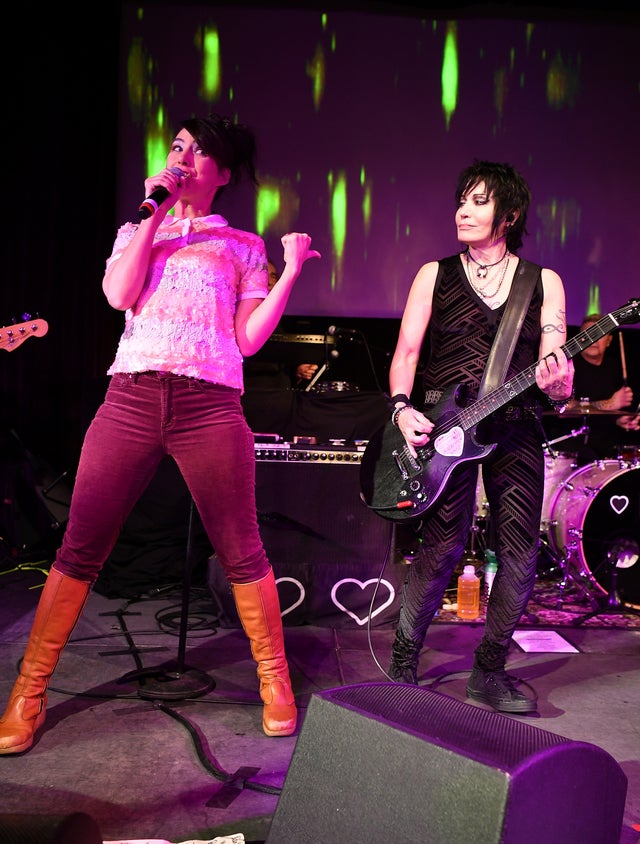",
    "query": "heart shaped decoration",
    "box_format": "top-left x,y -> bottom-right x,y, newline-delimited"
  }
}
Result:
331,578 -> 397,626
610,495 -> 629,515
276,576 -> 305,617
434,425 -> 464,457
